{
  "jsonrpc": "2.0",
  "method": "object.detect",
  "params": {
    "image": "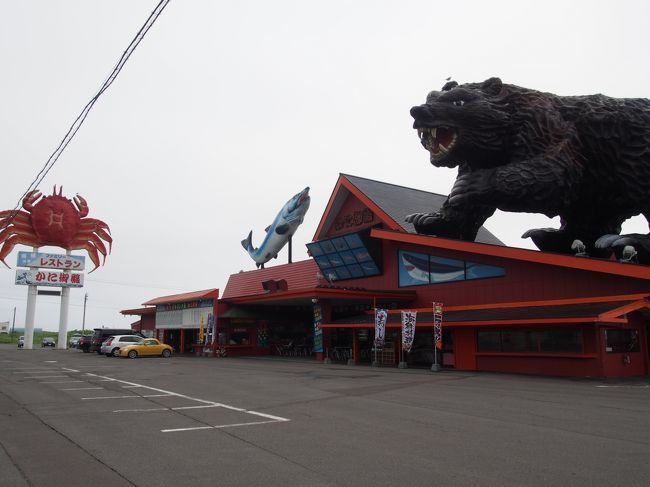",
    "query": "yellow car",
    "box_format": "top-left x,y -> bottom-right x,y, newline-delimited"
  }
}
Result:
119,338 -> 173,359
